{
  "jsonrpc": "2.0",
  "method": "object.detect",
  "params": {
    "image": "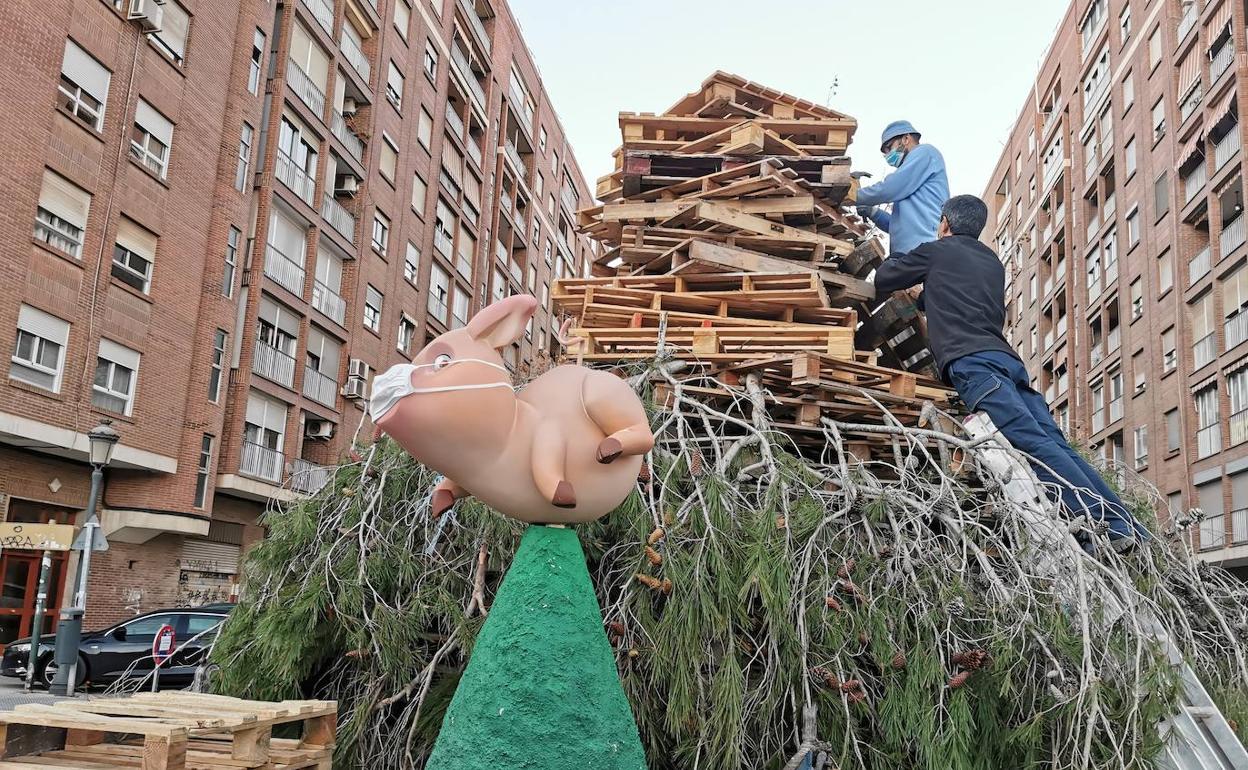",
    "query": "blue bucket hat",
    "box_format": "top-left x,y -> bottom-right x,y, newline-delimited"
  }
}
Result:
880,120 -> 920,153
